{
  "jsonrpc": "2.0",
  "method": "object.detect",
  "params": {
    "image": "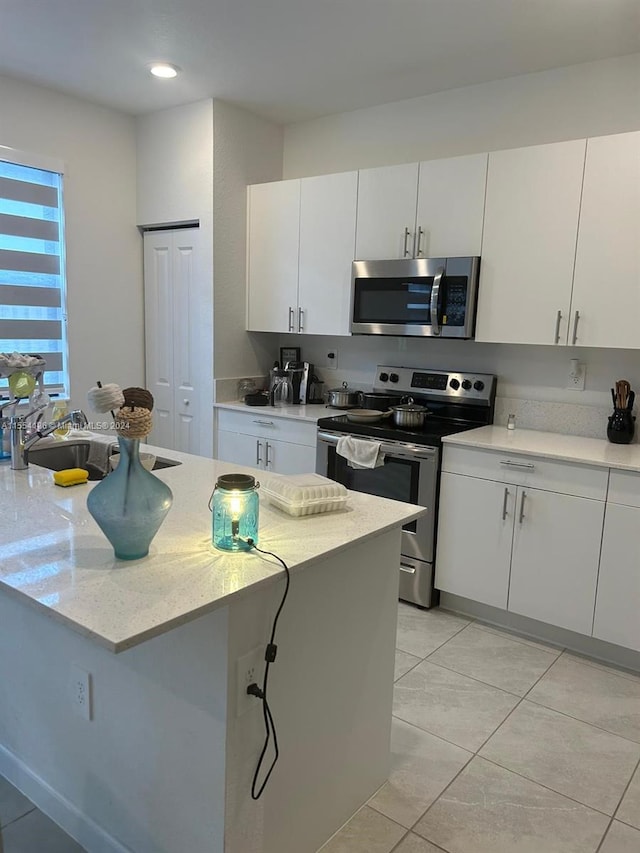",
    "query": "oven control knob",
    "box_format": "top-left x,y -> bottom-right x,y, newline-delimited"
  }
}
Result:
379,372 -> 389,382
461,379 -> 472,390
473,380 -> 485,392
389,373 -> 399,383
449,378 -> 460,390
